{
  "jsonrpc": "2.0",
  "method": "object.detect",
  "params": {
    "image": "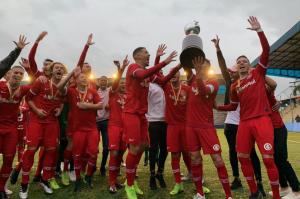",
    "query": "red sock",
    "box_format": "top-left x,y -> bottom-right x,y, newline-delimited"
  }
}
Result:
263,158 -> 280,199
109,155 -> 119,186
73,154 -> 81,180
35,149 -> 44,177
81,154 -> 88,173
21,149 -> 36,184
126,152 -> 138,186
191,163 -> 203,195
171,155 -> 181,183
86,155 -> 97,177
239,157 -> 258,193
182,152 -> 191,173
0,155 -> 14,191
63,149 -> 72,172
42,149 -> 56,181
216,165 -> 232,197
